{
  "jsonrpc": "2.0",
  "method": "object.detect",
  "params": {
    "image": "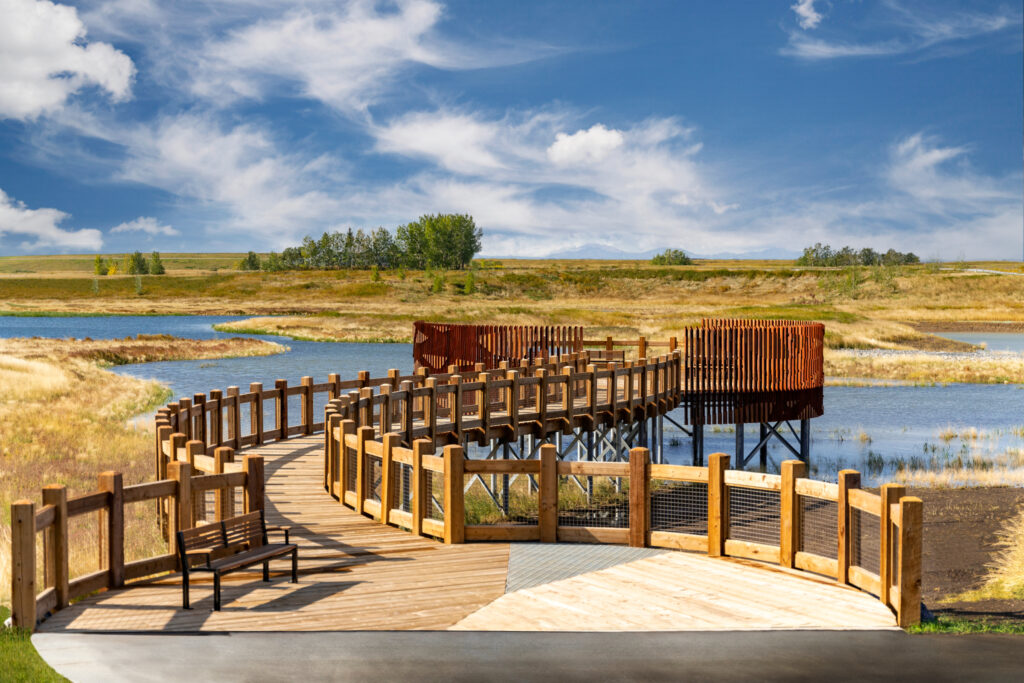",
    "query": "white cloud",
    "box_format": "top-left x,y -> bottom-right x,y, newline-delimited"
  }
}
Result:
110,215 -> 178,236
781,2 -> 1020,60
791,0 -> 824,30
367,109 -> 733,256
547,125 -> 624,165
189,0 -> 555,113
374,111 -> 506,173
886,133 -> 1018,207
0,0 -> 135,120
117,114 -> 341,245
0,188 -> 102,250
